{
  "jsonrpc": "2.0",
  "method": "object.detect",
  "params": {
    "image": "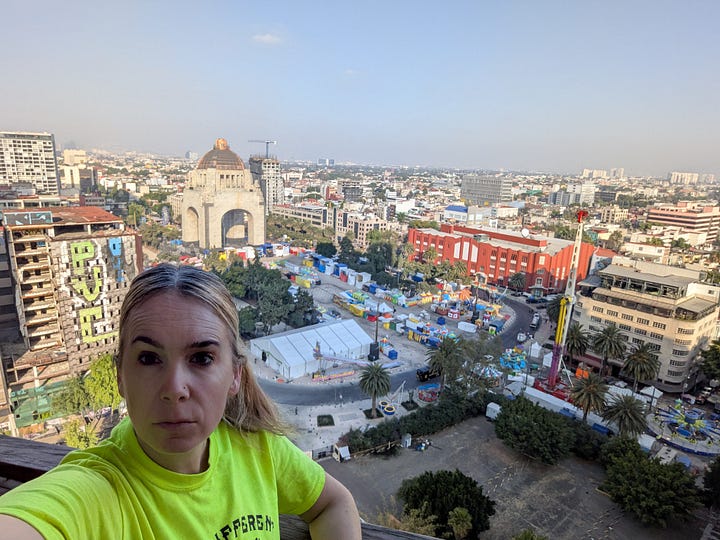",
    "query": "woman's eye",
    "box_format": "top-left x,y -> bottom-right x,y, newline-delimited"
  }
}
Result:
137,352 -> 160,365
191,352 -> 214,366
